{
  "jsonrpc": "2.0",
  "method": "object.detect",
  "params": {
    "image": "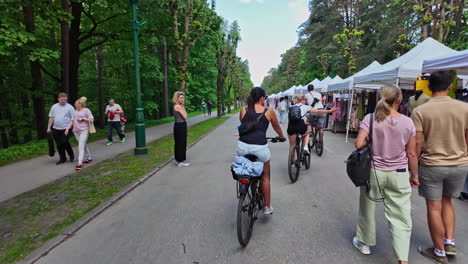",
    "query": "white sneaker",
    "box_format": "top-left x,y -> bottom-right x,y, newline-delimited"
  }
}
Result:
303,146 -> 310,155
177,162 -> 190,167
264,206 -> 273,215
352,237 -> 371,255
